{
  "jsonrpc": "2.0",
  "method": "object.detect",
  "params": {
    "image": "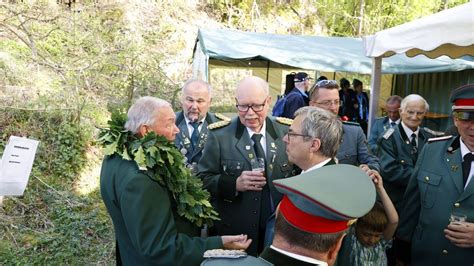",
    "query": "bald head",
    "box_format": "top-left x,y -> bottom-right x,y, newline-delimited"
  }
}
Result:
235,76 -> 271,133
